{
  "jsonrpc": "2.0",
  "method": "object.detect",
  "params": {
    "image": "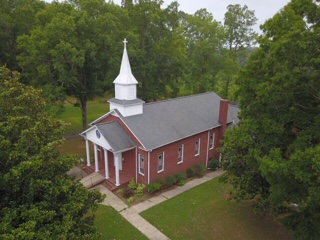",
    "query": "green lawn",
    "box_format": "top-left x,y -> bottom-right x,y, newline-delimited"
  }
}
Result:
94,205 -> 148,240
141,177 -> 293,240
58,95 -> 111,135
